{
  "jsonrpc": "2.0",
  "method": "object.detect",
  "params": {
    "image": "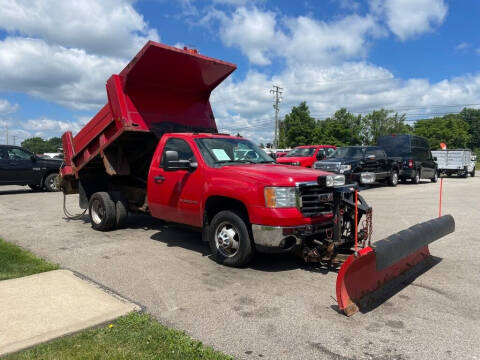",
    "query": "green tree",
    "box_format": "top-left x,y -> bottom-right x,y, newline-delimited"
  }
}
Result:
314,108 -> 363,146
413,114 -> 471,149
282,102 -> 317,147
459,108 -> 480,153
21,137 -> 62,153
361,109 -> 412,145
